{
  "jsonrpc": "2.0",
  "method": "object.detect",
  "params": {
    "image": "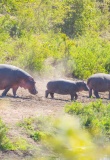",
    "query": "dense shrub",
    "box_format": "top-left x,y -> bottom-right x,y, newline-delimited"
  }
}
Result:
65,100 -> 110,140
0,31 -> 110,79
69,33 -> 110,79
